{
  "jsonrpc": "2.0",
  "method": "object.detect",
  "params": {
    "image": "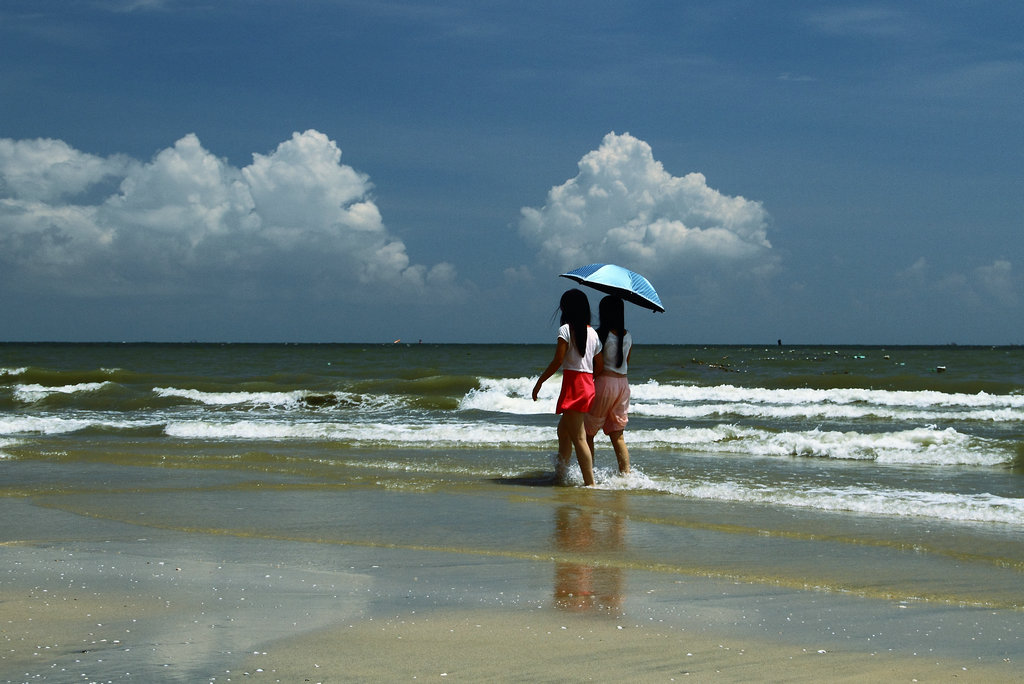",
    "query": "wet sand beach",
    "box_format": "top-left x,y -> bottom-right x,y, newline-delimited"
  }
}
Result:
2,460 -> 1021,683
